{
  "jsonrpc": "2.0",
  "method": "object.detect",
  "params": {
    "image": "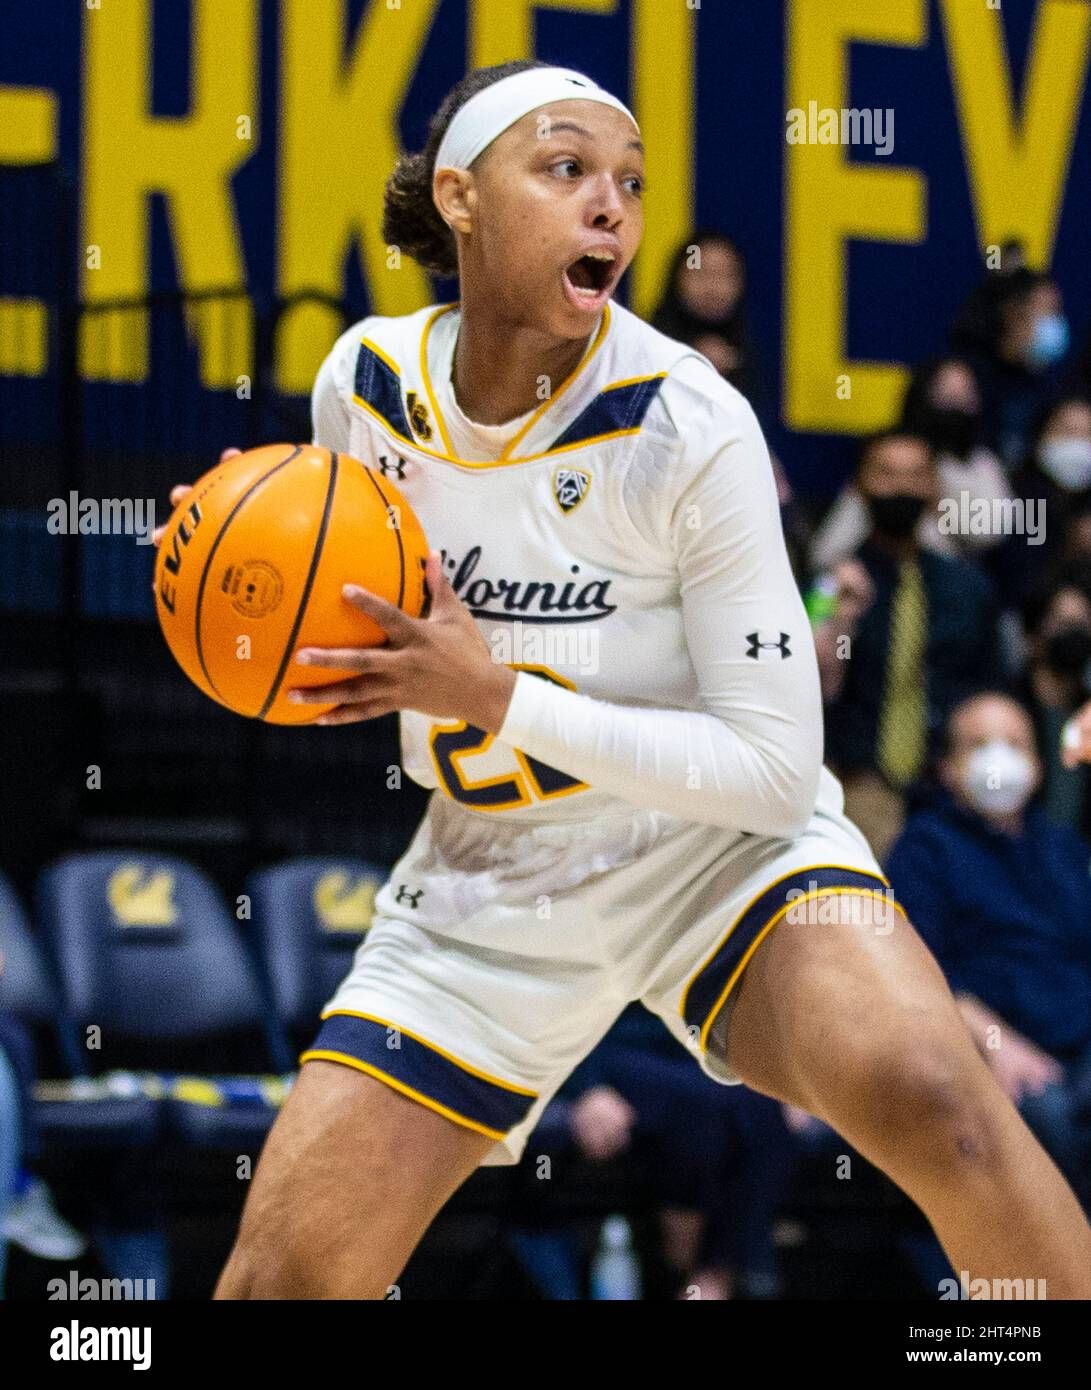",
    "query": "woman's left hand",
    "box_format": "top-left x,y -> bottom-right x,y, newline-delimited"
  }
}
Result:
289,551 -> 516,732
